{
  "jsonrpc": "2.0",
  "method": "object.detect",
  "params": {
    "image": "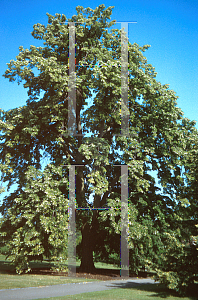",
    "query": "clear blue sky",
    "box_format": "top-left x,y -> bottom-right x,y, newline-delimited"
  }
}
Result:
0,0 -> 198,203
0,0 -> 197,125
